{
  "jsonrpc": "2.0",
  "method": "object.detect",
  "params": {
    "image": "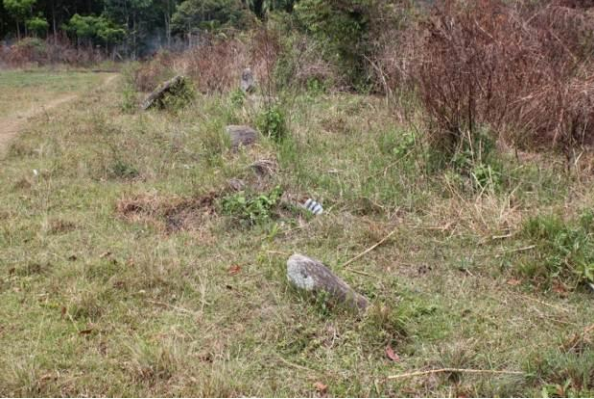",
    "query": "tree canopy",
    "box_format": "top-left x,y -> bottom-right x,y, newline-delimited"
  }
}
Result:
0,0 -> 374,59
